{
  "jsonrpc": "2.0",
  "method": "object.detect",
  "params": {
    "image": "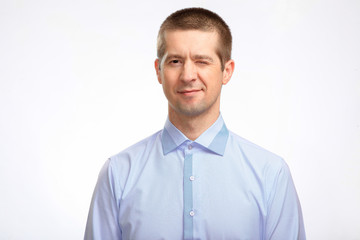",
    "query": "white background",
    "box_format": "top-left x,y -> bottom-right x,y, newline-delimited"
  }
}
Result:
1,0 -> 359,239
